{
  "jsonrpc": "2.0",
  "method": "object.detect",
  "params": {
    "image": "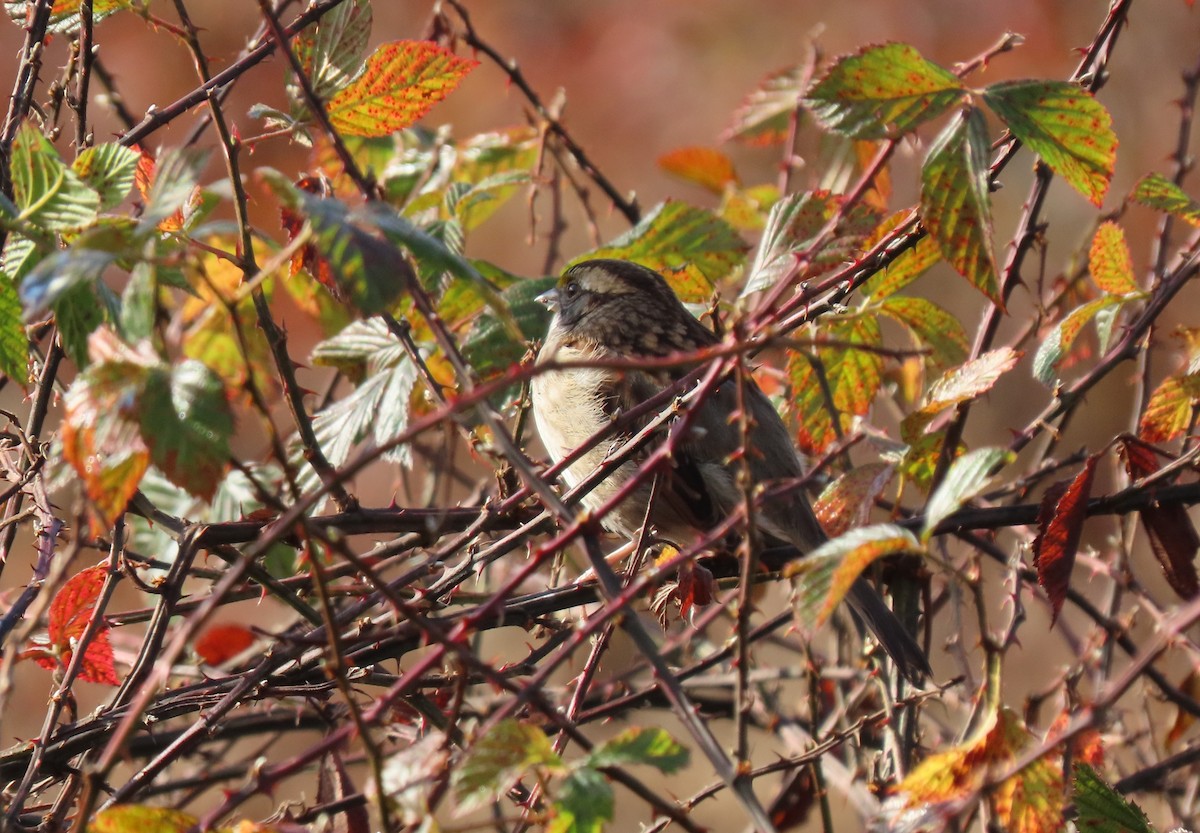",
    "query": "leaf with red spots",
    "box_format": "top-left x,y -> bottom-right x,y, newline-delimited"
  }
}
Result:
982,81 -> 1116,206
786,524 -> 924,632
897,707 -> 1065,833
657,147 -> 739,194
901,347 -> 1020,440
860,211 -> 942,299
195,624 -> 256,665
814,462 -> 895,538
325,40 -> 478,137
879,296 -> 969,370
804,43 -> 965,139
89,806 -> 200,833
63,330 -> 233,531
1118,436 -> 1200,599
1089,222 -> 1139,295
920,108 -> 999,302
1032,454 -> 1099,622
1132,173 -> 1200,227
722,64 -> 805,146
23,565 -> 119,685
4,0 -> 130,33
580,201 -> 747,302
1032,296 -> 1123,386
1138,372 -> 1200,444
788,315 -> 883,454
